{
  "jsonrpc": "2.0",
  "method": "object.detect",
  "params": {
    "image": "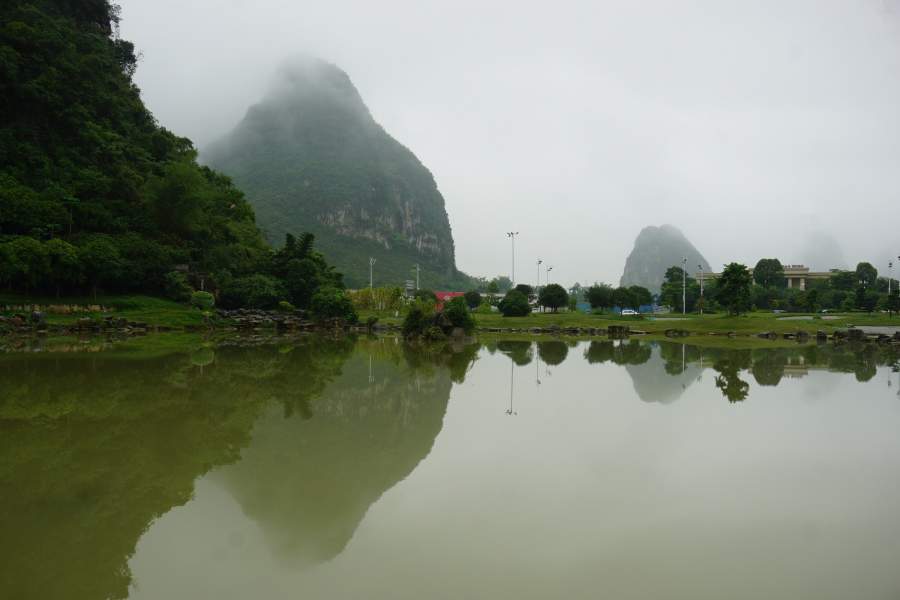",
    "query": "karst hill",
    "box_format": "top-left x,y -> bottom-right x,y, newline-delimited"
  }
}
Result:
204,56 -> 469,290
620,225 -> 711,293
